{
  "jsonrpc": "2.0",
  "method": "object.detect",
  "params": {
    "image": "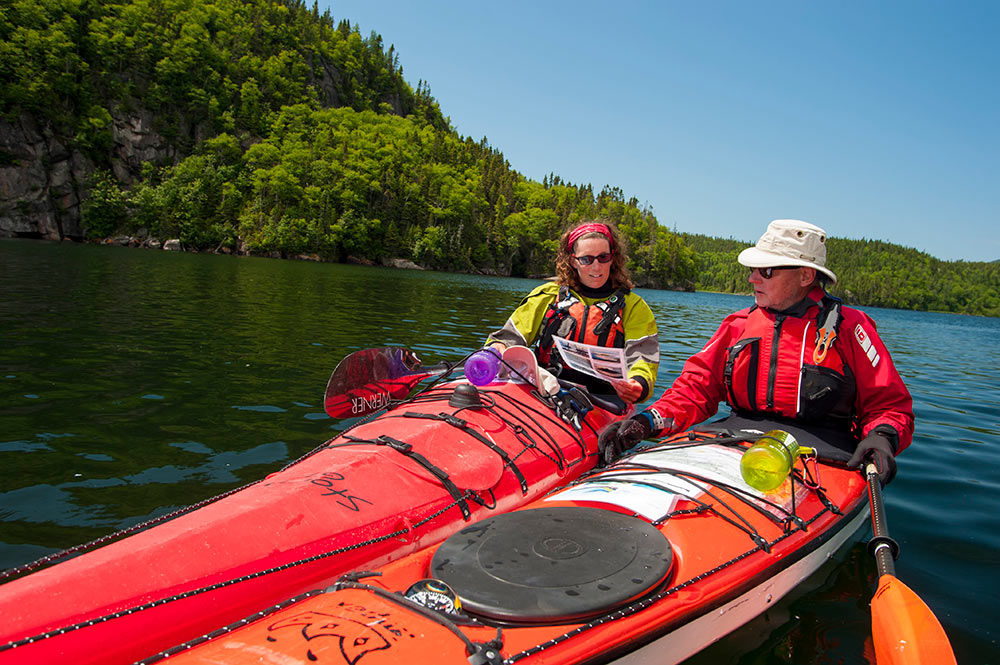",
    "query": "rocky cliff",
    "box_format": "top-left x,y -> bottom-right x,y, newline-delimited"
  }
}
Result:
0,107 -> 187,242
1,115 -> 88,241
